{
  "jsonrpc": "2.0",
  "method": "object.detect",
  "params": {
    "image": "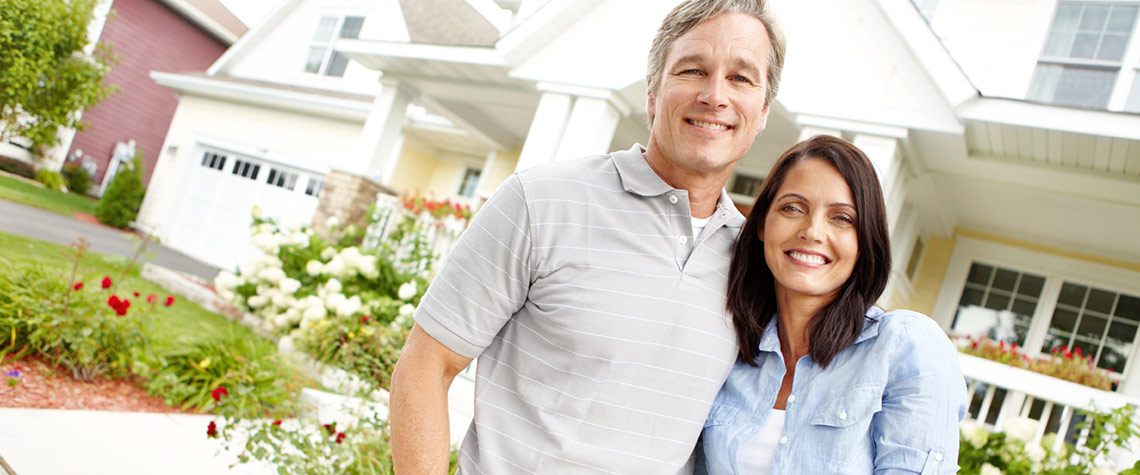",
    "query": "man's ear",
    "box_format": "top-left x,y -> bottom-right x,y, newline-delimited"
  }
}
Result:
646,83 -> 656,120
